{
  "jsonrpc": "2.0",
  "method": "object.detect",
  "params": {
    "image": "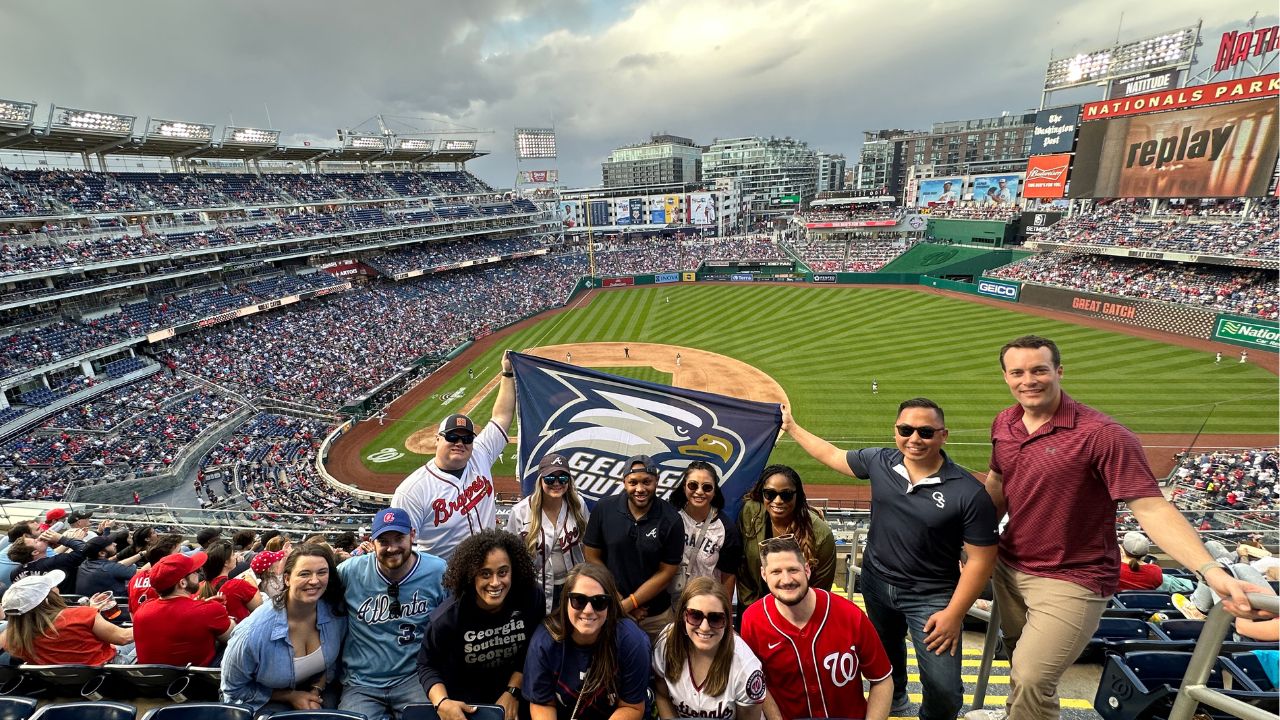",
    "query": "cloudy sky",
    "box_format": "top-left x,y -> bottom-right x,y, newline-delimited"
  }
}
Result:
1,1 -> 1274,187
